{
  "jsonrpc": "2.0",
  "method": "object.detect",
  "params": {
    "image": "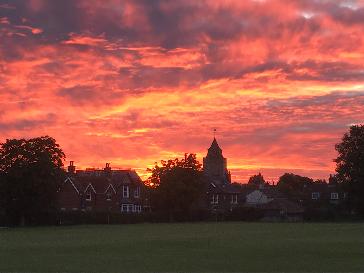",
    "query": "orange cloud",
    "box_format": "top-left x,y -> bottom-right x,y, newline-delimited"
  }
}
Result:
1,0 -> 364,182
